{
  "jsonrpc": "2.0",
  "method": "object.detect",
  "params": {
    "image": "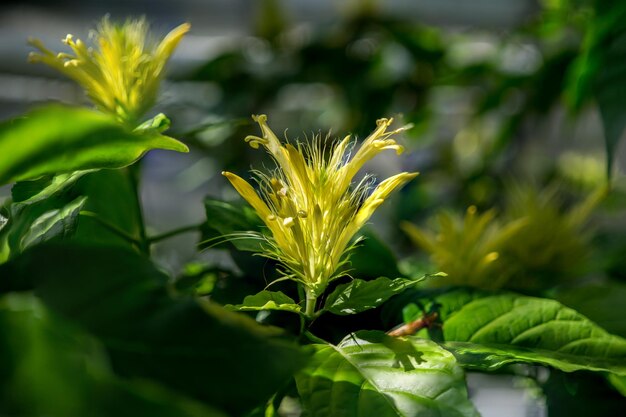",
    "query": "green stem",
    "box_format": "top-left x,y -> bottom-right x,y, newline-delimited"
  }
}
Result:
127,163 -> 150,255
148,223 -> 203,244
302,330 -> 327,344
79,211 -> 141,246
305,290 -> 318,319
